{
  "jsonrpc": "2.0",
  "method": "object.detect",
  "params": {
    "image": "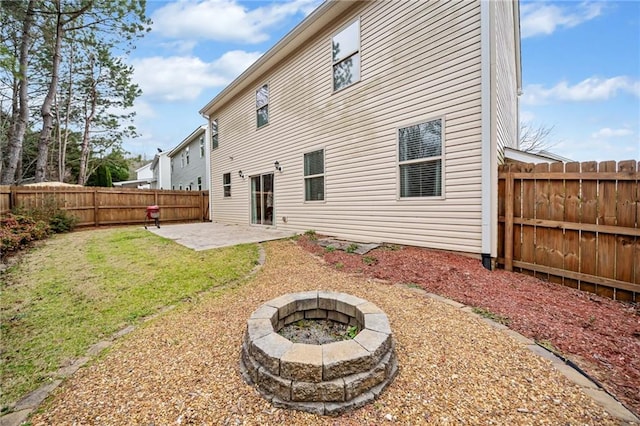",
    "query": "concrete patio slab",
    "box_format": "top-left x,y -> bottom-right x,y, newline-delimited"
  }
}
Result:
146,222 -> 296,251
